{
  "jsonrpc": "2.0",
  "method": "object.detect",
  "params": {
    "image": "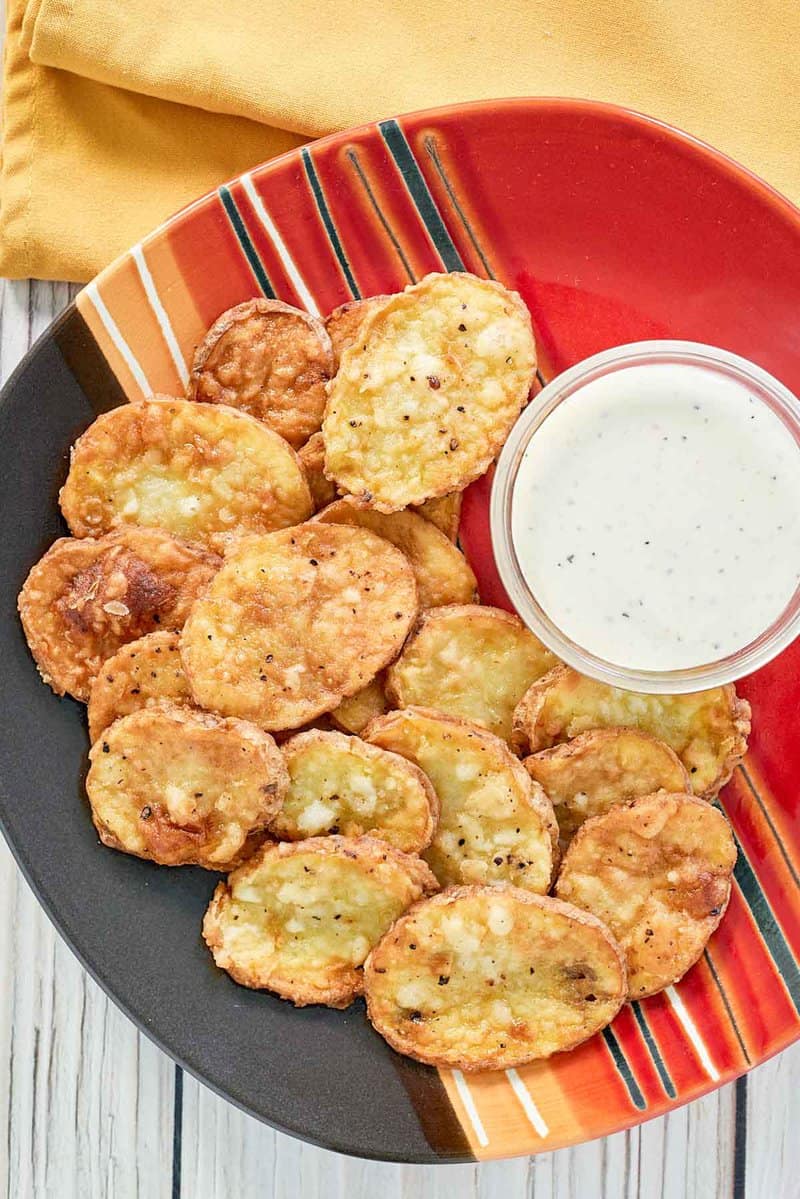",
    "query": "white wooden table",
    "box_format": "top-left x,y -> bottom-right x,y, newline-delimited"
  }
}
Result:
0,278 -> 796,1199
